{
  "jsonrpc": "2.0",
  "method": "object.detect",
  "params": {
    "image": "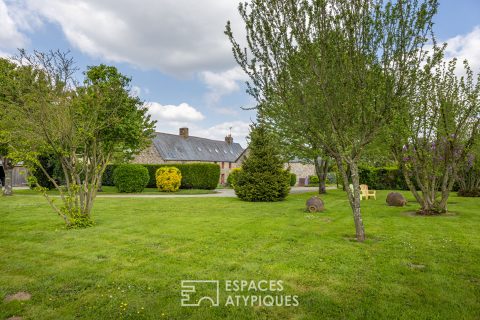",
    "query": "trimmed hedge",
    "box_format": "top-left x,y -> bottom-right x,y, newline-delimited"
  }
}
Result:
103,163 -> 220,190
358,166 -> 408,190
113,164 -> 149,193
102,164 -> 117,186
